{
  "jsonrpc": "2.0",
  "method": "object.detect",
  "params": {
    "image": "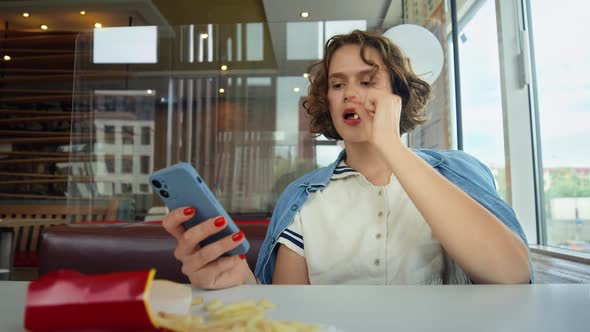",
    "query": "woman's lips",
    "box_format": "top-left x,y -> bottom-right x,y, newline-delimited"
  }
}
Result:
342,108 -> 361,126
